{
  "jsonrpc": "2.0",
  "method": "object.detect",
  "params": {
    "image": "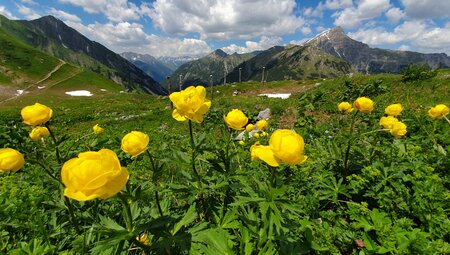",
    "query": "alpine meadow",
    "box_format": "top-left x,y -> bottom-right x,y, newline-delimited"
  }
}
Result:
1,1 -> 450,254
